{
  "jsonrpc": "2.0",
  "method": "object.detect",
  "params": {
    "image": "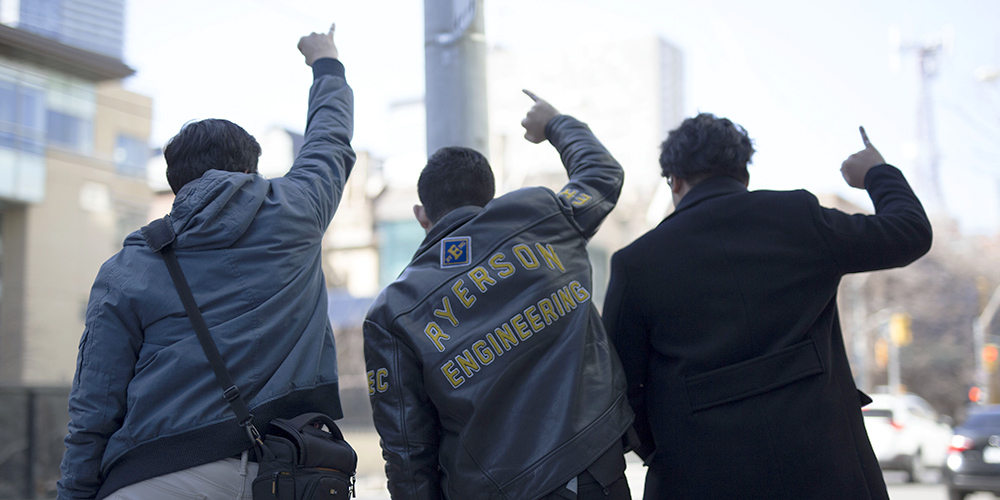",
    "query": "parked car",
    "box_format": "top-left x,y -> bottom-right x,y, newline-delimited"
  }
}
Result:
943,405 -> 1000,500
862,392 -> 953,483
